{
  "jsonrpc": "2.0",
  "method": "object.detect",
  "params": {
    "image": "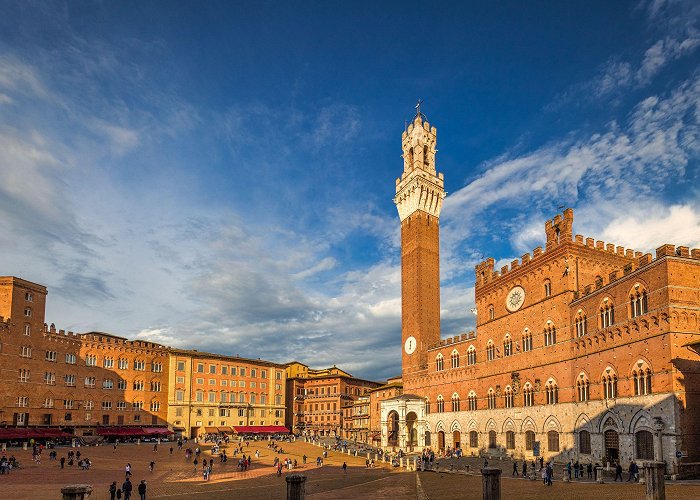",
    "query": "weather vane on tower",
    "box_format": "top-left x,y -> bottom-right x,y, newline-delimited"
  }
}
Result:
415,99 -> 424,118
